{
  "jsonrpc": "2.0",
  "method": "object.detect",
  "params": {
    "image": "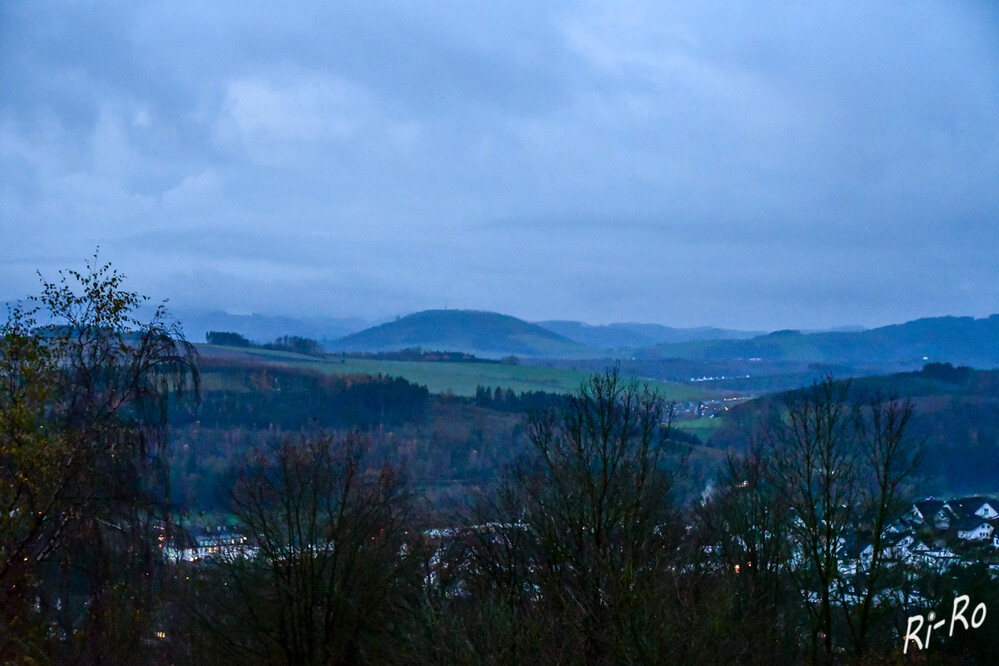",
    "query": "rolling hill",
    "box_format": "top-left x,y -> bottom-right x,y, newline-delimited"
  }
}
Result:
328,310 -> 598,359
